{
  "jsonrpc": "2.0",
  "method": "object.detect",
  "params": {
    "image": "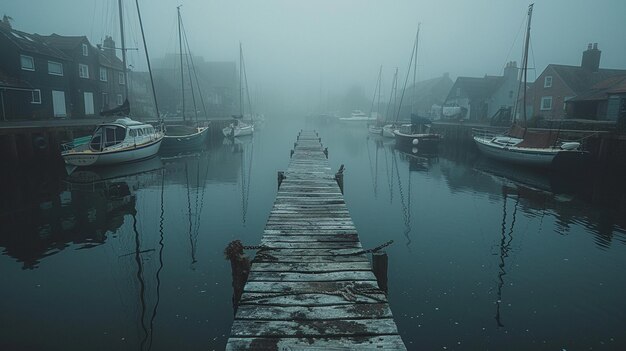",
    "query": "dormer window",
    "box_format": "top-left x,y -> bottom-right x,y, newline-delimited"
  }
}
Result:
82,43 -> 88,56
544,76 -> 553,88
